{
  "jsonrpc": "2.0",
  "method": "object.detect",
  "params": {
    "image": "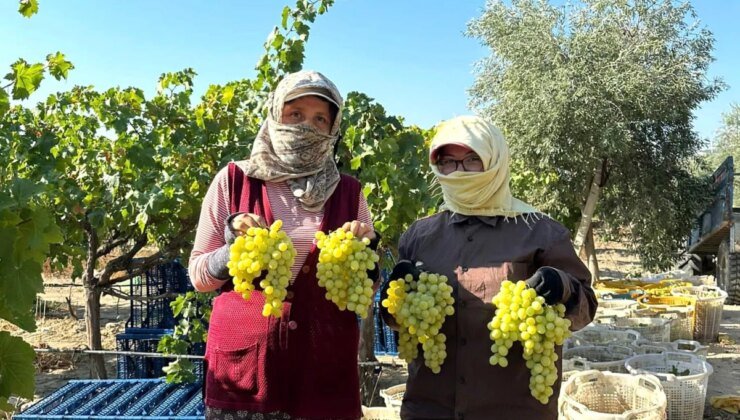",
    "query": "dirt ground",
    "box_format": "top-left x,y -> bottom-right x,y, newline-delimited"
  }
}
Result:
1,239 -> 739,419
